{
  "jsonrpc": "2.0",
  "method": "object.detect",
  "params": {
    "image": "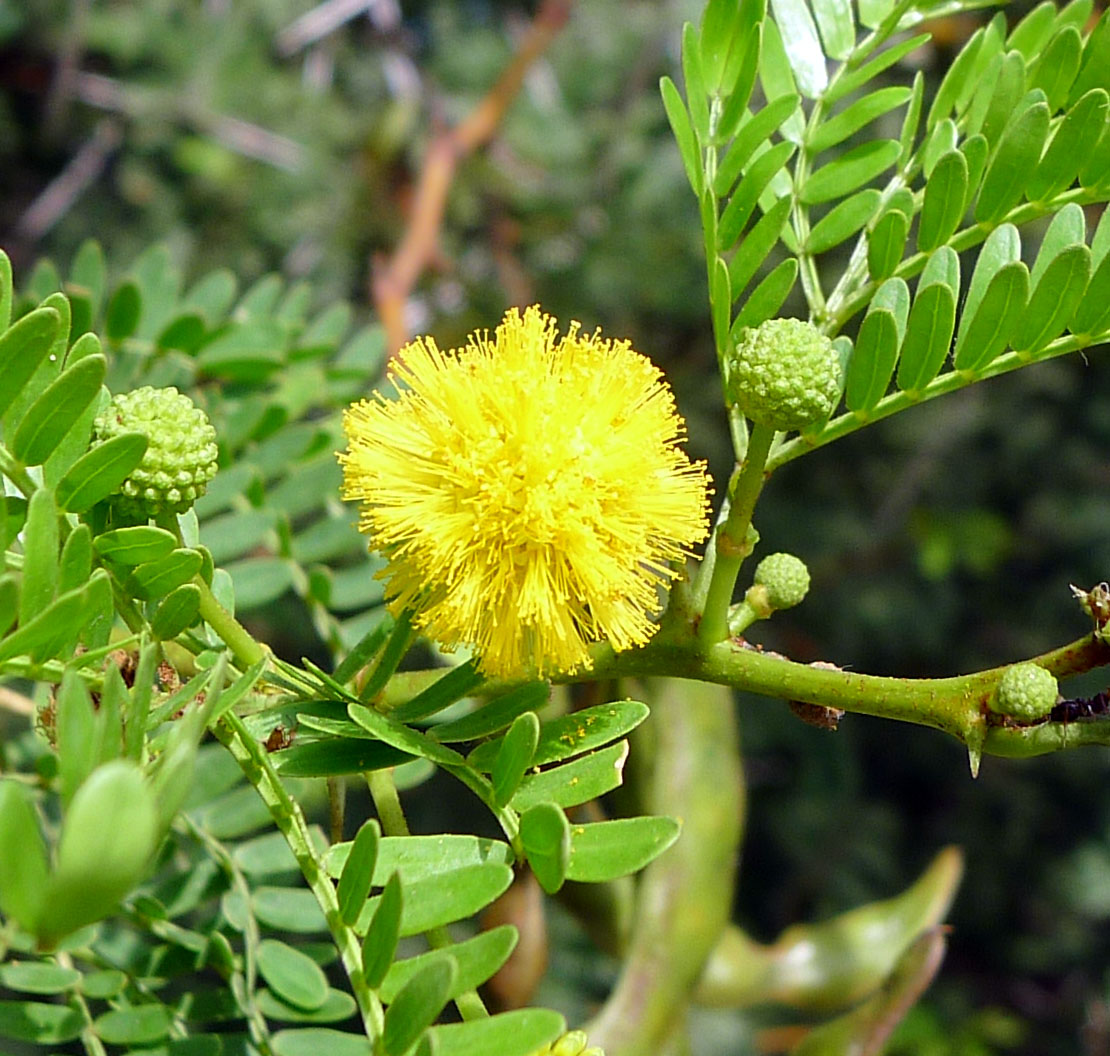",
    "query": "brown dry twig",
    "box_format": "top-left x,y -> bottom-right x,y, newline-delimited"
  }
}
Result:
371,0 -> 572,357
